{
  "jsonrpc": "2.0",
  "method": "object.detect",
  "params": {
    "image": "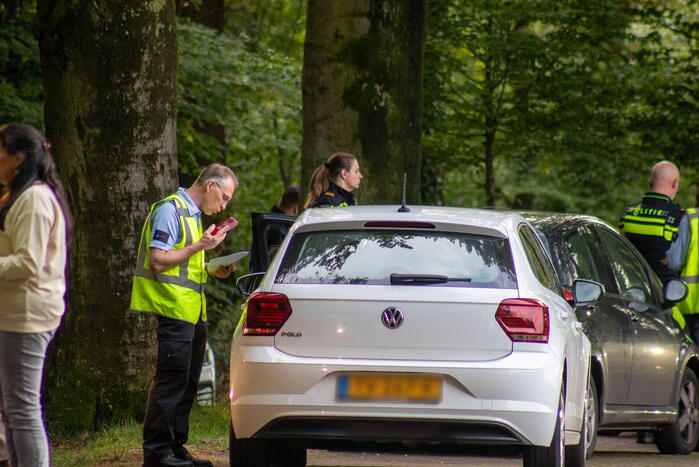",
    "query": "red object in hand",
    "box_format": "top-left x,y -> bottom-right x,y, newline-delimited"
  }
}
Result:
211,217 -> 238,235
